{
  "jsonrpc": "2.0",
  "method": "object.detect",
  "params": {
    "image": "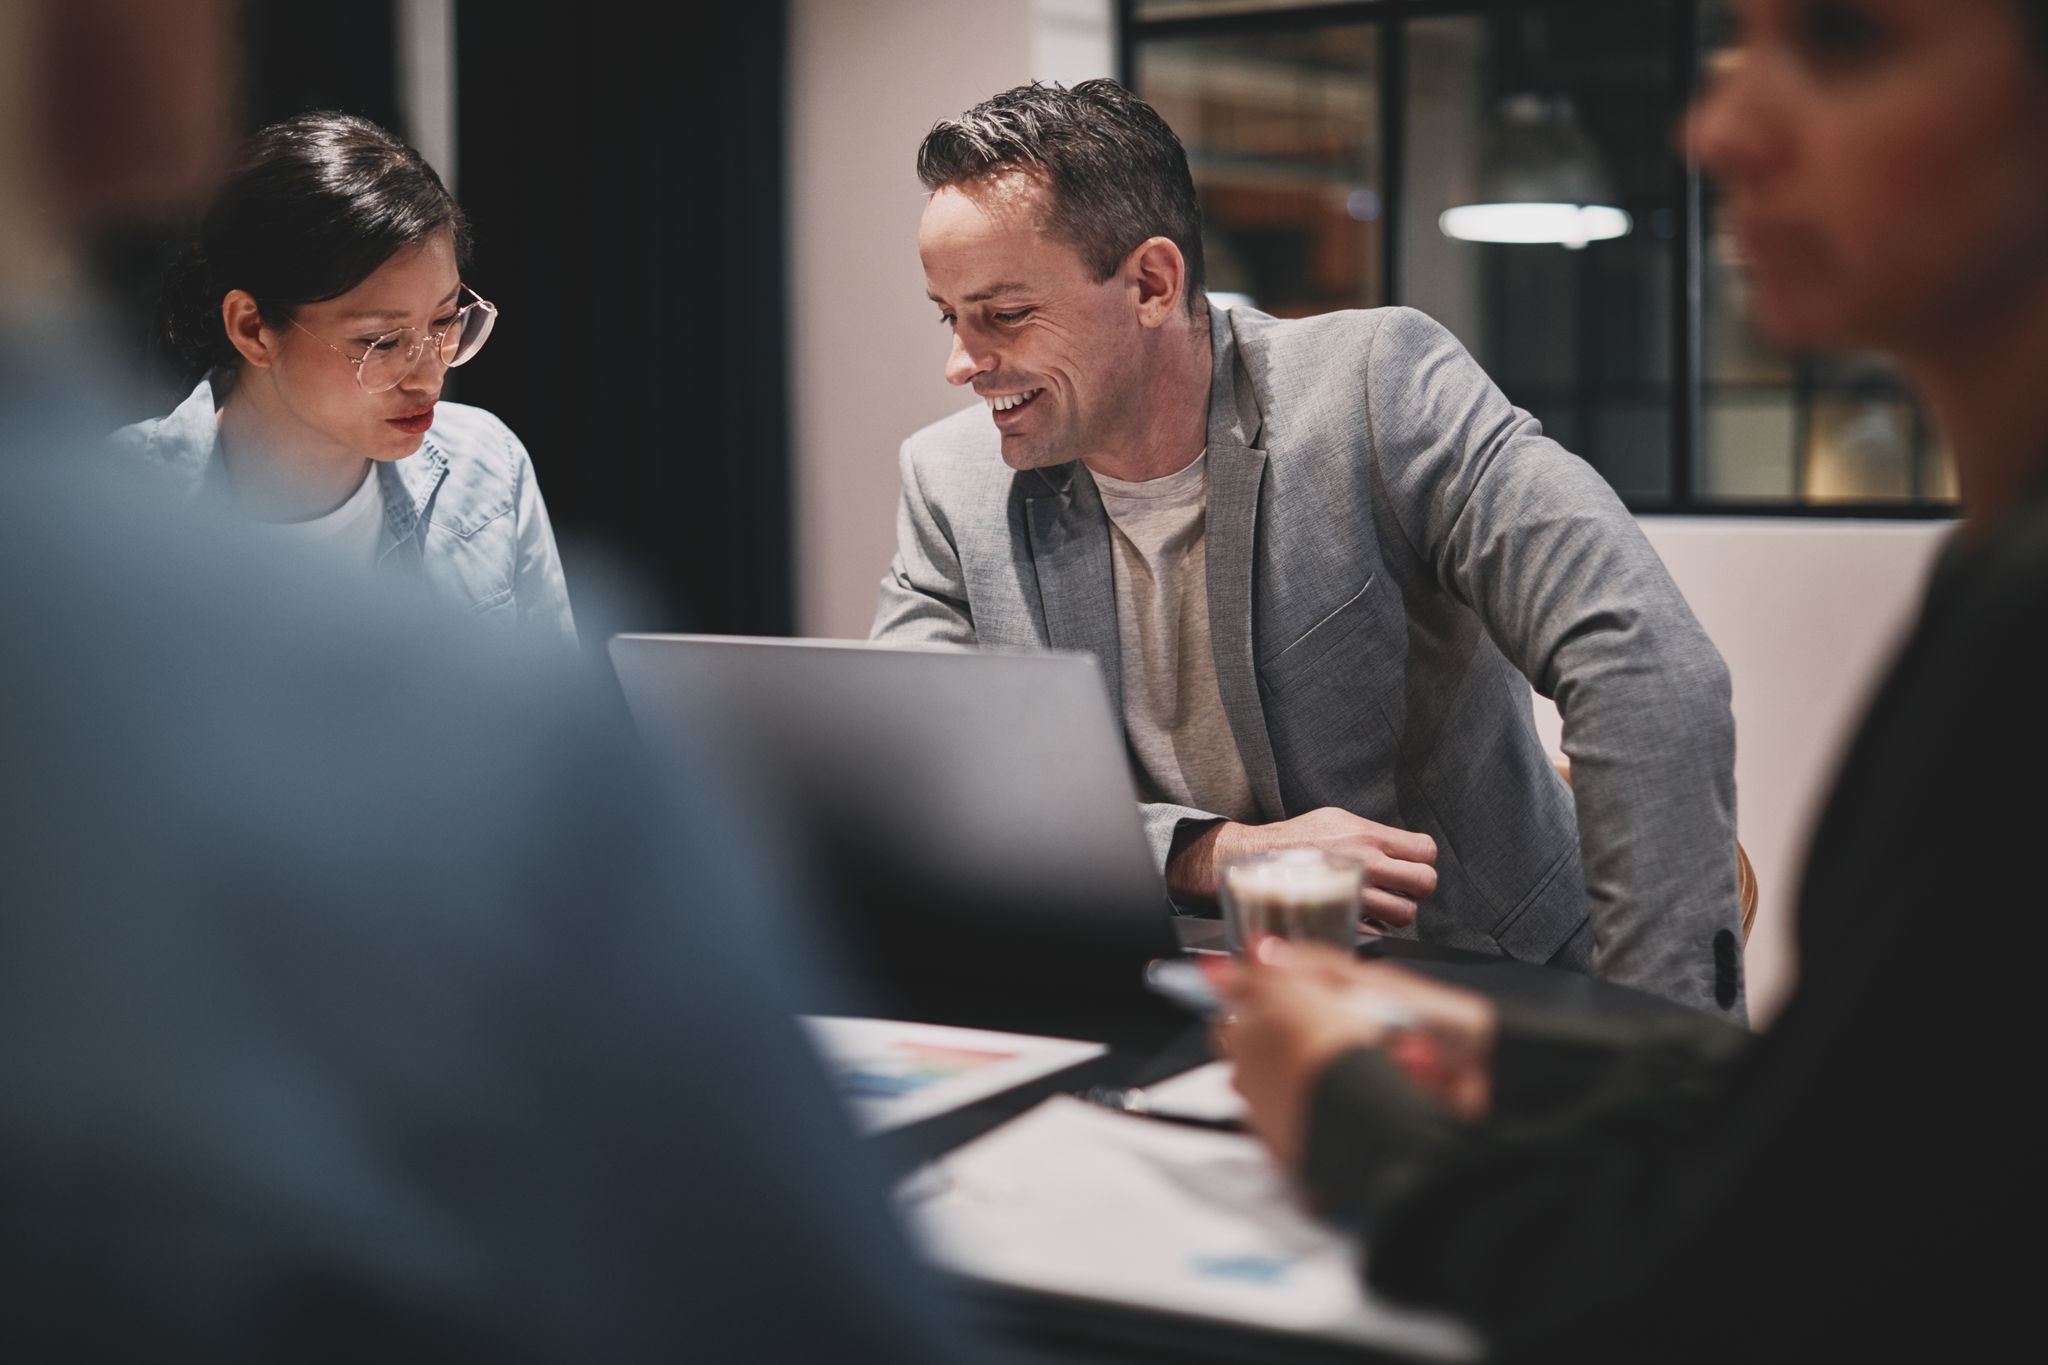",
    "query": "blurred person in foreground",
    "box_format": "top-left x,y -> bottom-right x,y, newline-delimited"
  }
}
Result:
1212,0 -> 2048,1357
875,80 -> 1743,1018
110,111 -> 576,643
0,3 -> 969,1359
